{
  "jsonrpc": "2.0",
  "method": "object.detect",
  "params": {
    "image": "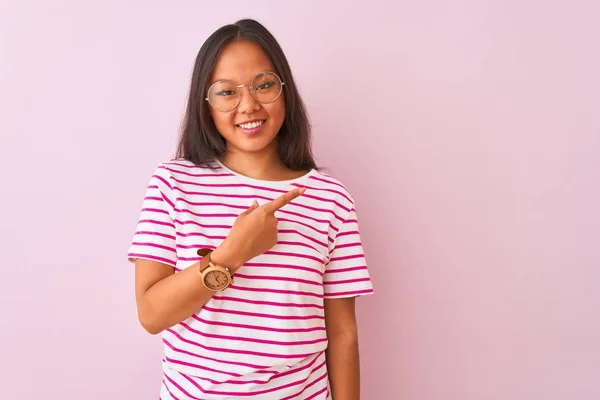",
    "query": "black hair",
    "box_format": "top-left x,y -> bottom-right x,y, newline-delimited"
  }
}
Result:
176,19 -> 318,171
